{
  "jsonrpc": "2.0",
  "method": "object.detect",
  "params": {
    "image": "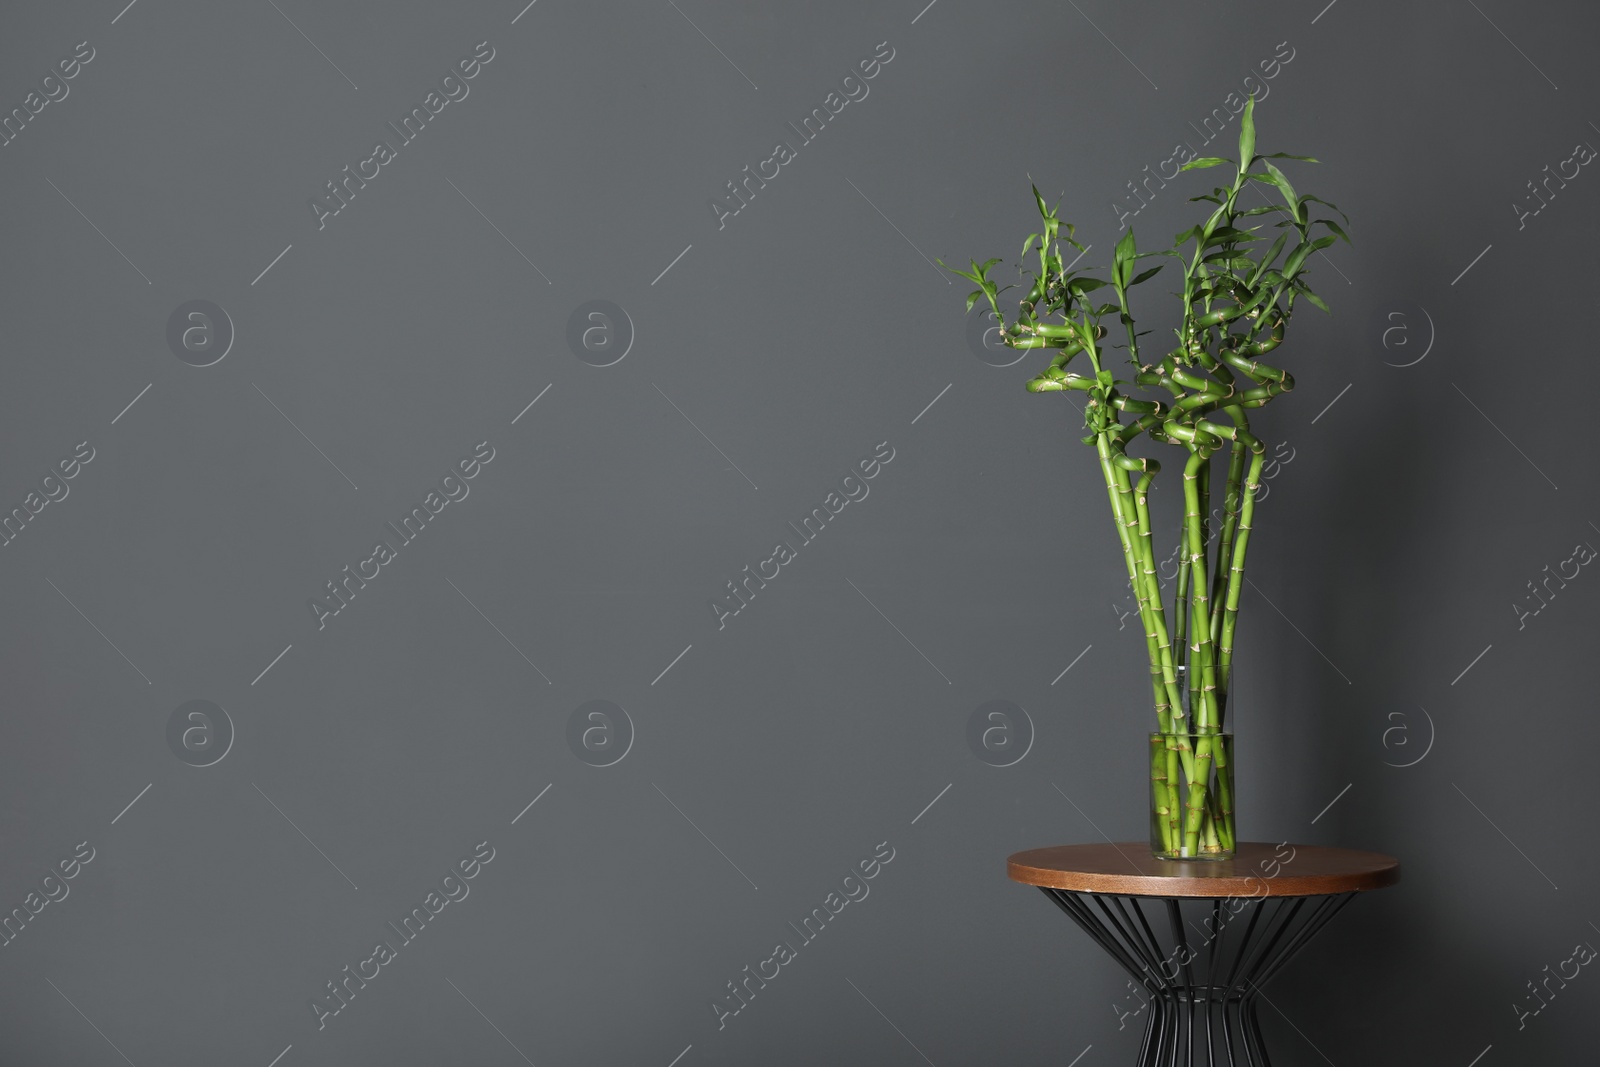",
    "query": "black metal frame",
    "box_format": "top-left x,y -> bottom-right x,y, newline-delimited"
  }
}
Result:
1040,887 -> 1356,1066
